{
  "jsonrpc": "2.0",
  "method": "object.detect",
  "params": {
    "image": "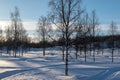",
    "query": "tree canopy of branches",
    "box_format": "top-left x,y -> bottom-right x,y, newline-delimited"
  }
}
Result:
109,21 -> 117,62
6,7 -> 28,57
37,16 -> 51,56
49,0 -> 84,76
